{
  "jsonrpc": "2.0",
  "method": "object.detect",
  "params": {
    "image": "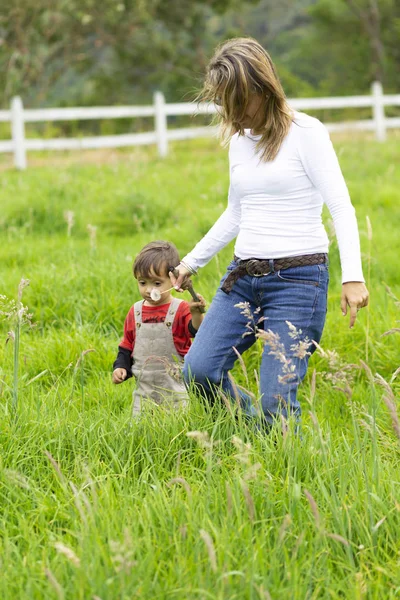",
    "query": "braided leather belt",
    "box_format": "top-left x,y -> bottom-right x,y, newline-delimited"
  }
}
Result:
221,253 -> 328,294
